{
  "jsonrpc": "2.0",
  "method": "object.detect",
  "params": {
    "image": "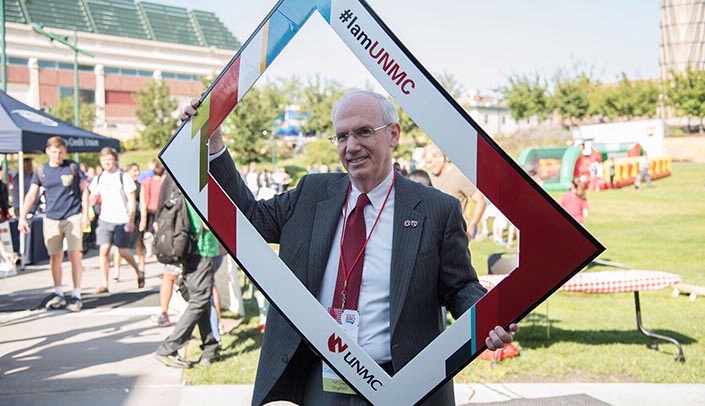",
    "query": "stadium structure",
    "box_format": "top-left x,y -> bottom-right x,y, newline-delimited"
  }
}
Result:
660,0 -> 705,78
2,0 -> 240,139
